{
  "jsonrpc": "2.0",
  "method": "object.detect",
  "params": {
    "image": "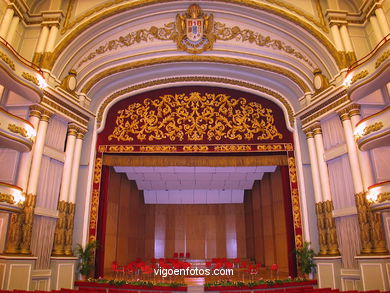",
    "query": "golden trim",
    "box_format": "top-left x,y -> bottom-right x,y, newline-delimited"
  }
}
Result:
351,70 -> 369,85
0,63 -> 43,100
7,123 -> 28,138
102,154 -> 288,166
0,107 -> 35,128
93,158 -> 102,184
357,129 -> 390,150
0,192 -> 15,204
313,127 -> 322,135
375,49 -> 390,69
0,51 -> 15,70
21,72 -> 39,86
77,20 -> 313,69
377,192 -> 390,203
96,77 -> 295,128
0,130 -> 33,151
51,0 -> 341,71
301,95 -> 350,126
362,121 -> 384,137
81,56 -> 310,94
